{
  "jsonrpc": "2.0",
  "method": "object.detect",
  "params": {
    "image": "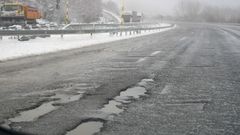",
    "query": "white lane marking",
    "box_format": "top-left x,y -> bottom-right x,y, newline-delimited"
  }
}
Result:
136,58 -> 146,63
161,85 -> 172,94
150,51 -> 161,56
136,51 -> 161,63
180,37 -> 187,41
